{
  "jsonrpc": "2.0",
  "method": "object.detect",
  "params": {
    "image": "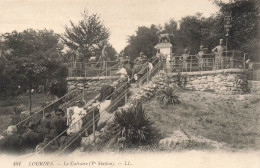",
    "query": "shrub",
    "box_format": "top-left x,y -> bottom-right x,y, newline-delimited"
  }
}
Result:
176,72 -> 187,88
107,102 -> 155,148
157,86 -> 181,106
